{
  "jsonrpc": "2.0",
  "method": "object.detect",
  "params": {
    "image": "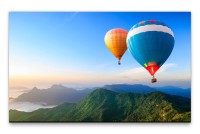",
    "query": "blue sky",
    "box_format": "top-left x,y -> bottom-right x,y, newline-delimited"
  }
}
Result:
9,12 -> 191,88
